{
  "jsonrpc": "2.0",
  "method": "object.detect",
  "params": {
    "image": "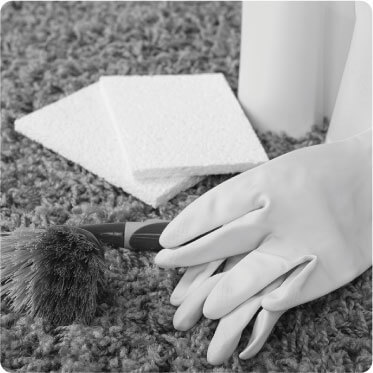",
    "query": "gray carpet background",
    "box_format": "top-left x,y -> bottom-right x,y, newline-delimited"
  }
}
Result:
1,2 -> 371,372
